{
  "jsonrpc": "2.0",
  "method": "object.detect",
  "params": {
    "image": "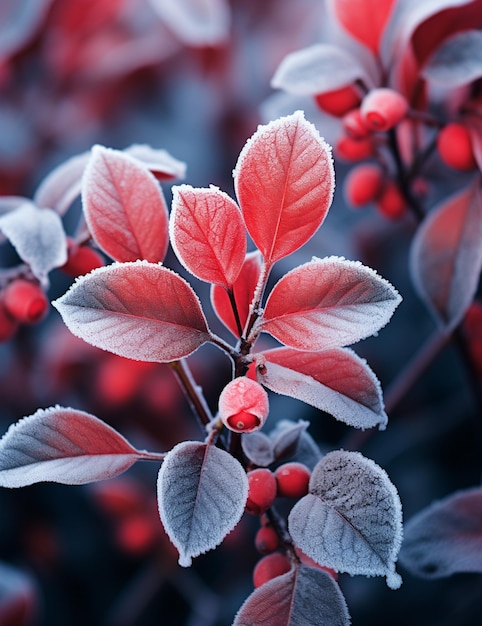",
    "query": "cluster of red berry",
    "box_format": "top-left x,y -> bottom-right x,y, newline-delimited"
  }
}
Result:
316,86 -> 478,220
0,238 -> 103,343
